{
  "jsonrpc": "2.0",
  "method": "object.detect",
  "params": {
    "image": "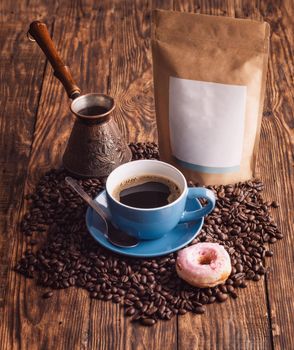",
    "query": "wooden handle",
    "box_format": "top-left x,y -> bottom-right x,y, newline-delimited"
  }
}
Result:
28,21 -> 81,99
